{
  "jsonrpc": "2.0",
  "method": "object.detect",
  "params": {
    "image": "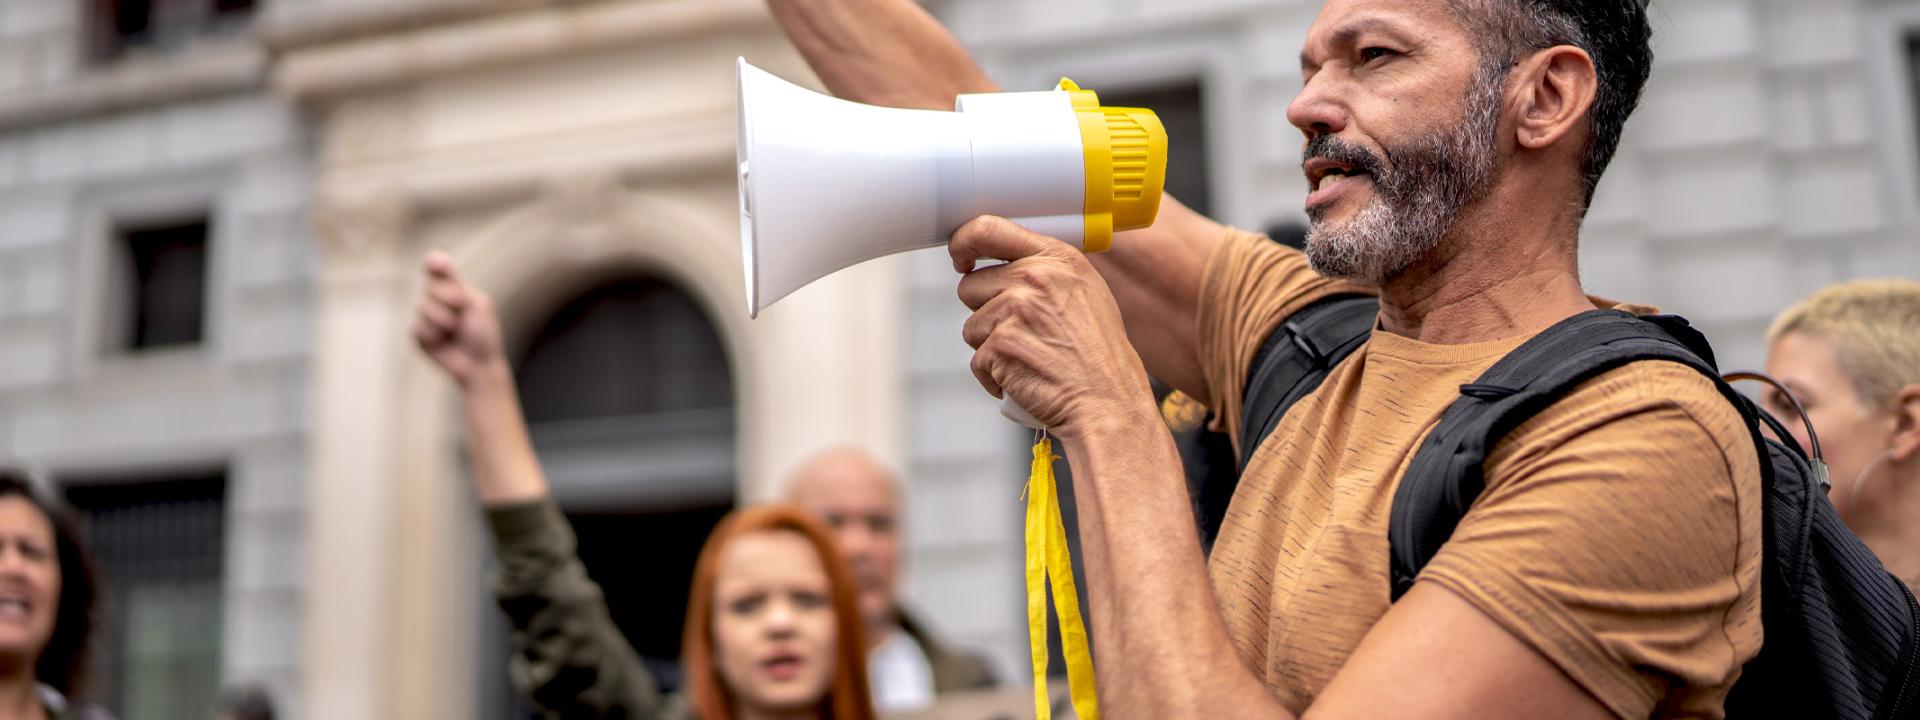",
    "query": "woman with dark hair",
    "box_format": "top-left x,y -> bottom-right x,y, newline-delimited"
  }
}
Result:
0,467 -> 110,720
411,253 -> 878,720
